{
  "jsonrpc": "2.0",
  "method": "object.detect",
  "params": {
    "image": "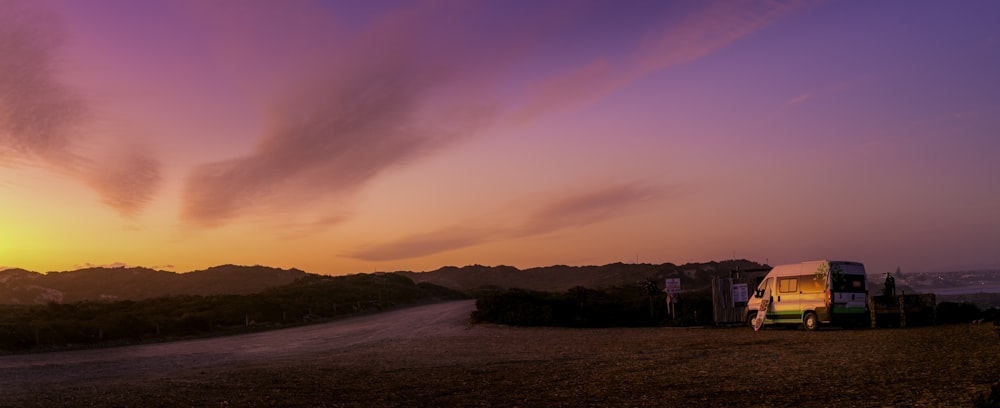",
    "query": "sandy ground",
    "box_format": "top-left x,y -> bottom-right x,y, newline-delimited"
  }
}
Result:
1,300 -> 997,407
